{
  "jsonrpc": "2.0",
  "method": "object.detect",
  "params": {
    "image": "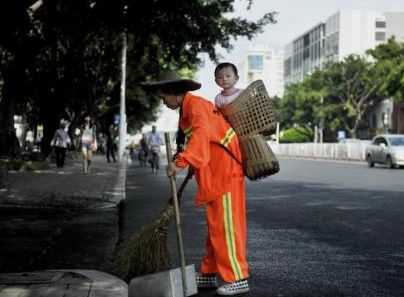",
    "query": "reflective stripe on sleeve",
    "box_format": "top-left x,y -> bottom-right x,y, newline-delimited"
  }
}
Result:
184,126 -> 193,138
220,128 -> 236,148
